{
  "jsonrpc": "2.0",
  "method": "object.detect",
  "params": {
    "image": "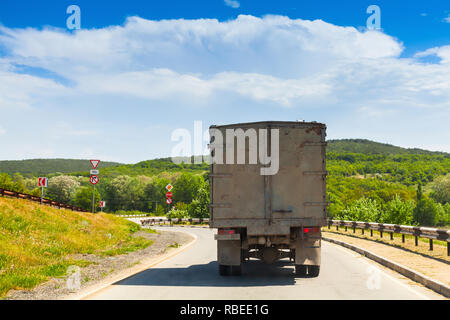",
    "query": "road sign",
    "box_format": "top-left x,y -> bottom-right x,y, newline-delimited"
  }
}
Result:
90,175 -> 99,185
166,198 -> 173,205
166,191 -> 172,198
38,177 -> 48,188
90,170 -> 99,175
99,201 -> 106,208
90,160 -> 100,169
166,184 -> 173,192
